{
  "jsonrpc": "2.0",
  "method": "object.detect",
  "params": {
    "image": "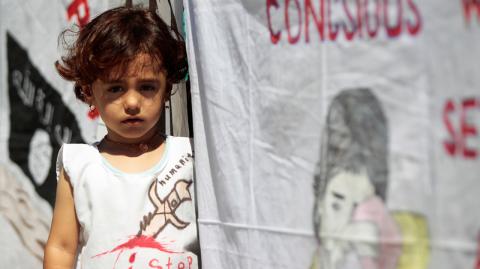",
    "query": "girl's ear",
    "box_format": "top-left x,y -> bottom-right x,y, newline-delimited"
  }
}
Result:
81,85 -> 94,103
